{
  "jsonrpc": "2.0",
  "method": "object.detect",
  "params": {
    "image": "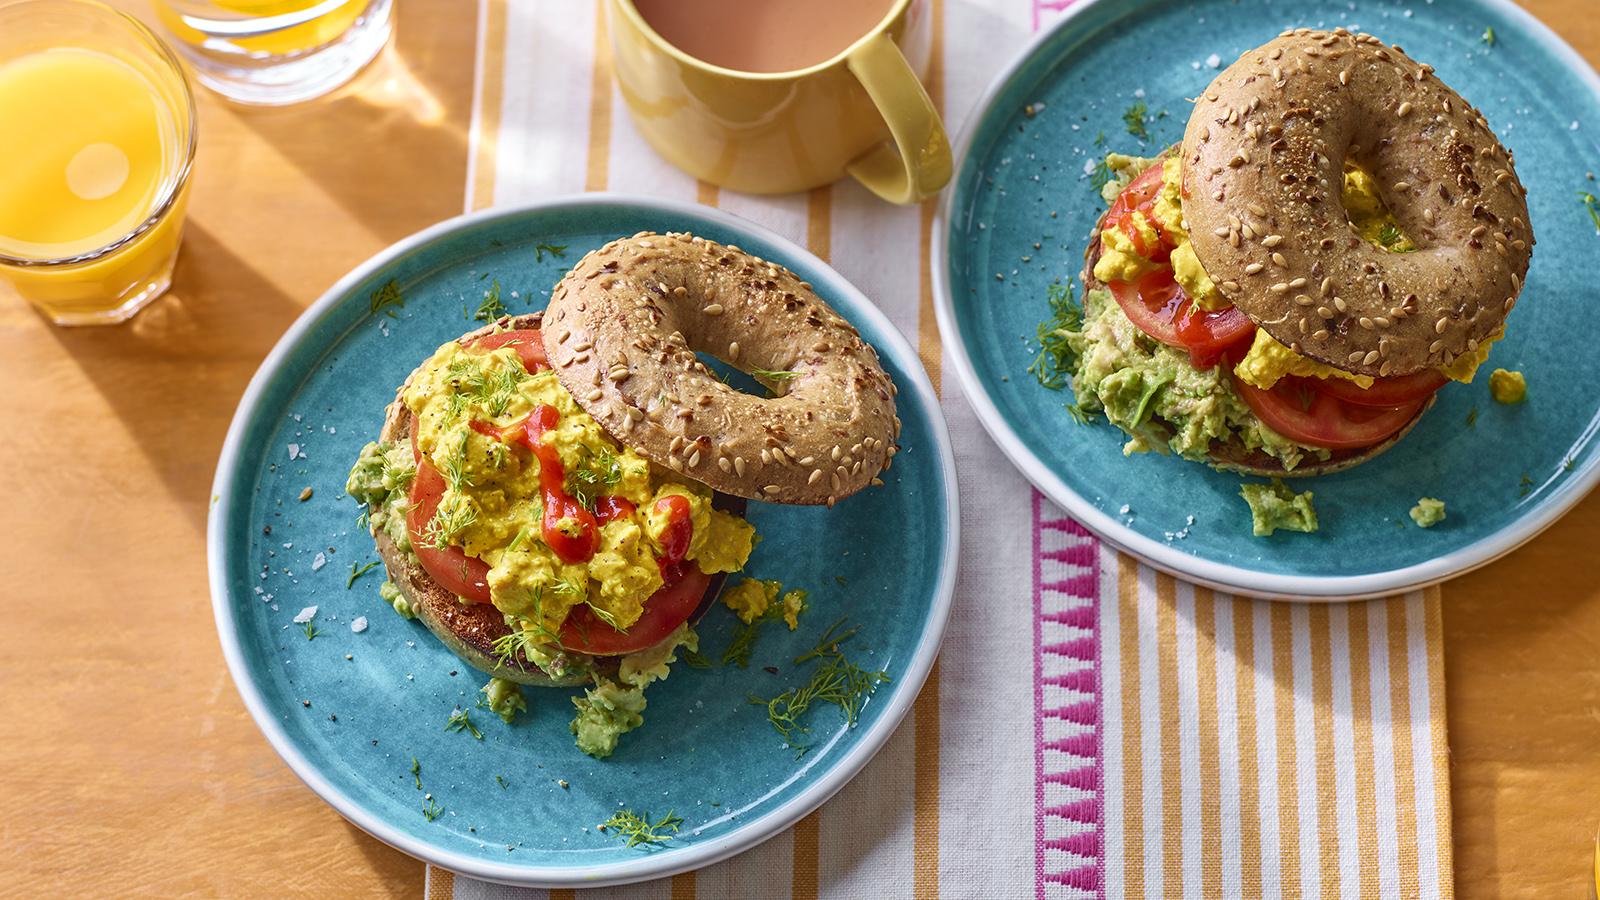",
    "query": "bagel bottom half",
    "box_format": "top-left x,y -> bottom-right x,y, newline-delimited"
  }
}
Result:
367,315 -> 745,687
1078,211 -> 1430,479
